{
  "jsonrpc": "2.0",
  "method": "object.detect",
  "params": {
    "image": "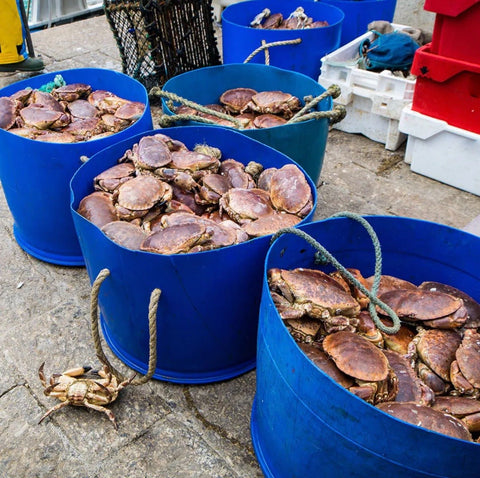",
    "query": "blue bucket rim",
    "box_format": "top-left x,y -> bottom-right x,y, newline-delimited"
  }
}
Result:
0,67 -> 150,146
70,124 -> 318,257
161,63 -> 333,131
222,0 -> 345,30
262,214 -> 480,448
